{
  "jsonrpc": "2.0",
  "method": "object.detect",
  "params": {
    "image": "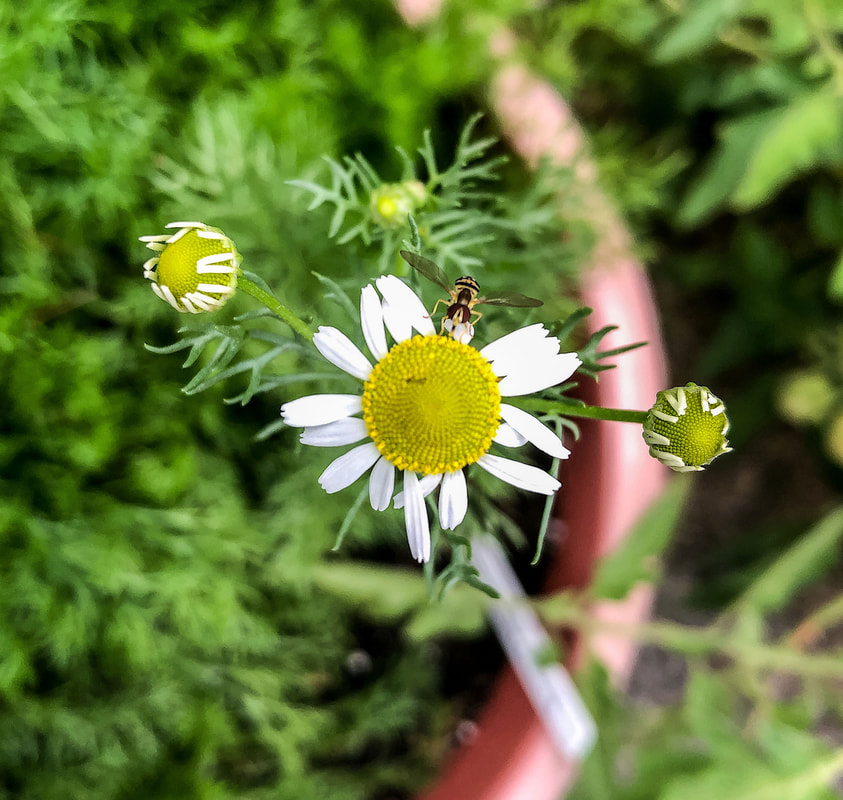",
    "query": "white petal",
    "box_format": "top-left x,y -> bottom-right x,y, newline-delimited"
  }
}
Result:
318,442 -> 381,493
493,423 -> 528,448
393,473 -> 442,509
281,394 -> 362,427
368,456 -> 395,511
439,470 -> 468,531
376,275 -> 436,337
381,299 -> 412,343
500,404 -> 571,459
313,326 -> 373,380
482,324 -> 581,396
480,323 -> 552,363
403,471 -> 431,563
165,220 -> 205,230
498,352 -> 582,397
300,418 -> 369,447
360,285 -> 388,361
476,453 -> 561,495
